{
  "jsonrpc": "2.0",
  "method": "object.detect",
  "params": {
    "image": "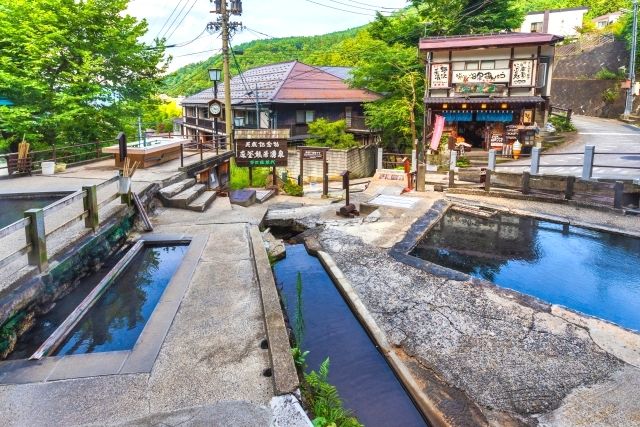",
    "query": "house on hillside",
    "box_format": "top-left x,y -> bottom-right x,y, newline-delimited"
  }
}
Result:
420,32 -> 563,154
519,7 -> 589,37
592,11 -> 625,29
178,61 -> 381,145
